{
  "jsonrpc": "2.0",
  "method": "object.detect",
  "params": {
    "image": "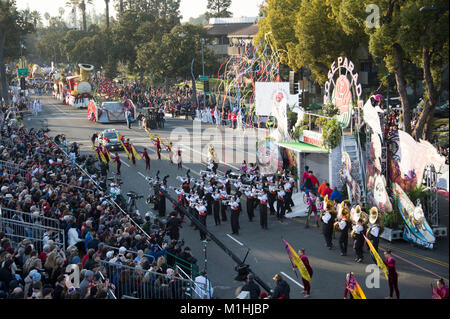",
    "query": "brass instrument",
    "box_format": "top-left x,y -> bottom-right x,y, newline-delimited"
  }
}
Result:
79,63 -> 94,82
